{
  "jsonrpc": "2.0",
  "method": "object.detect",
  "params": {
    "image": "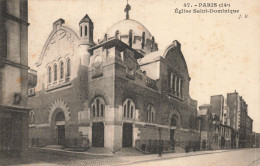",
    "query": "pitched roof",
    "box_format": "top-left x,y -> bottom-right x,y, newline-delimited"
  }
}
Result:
79,14 -> 93,24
